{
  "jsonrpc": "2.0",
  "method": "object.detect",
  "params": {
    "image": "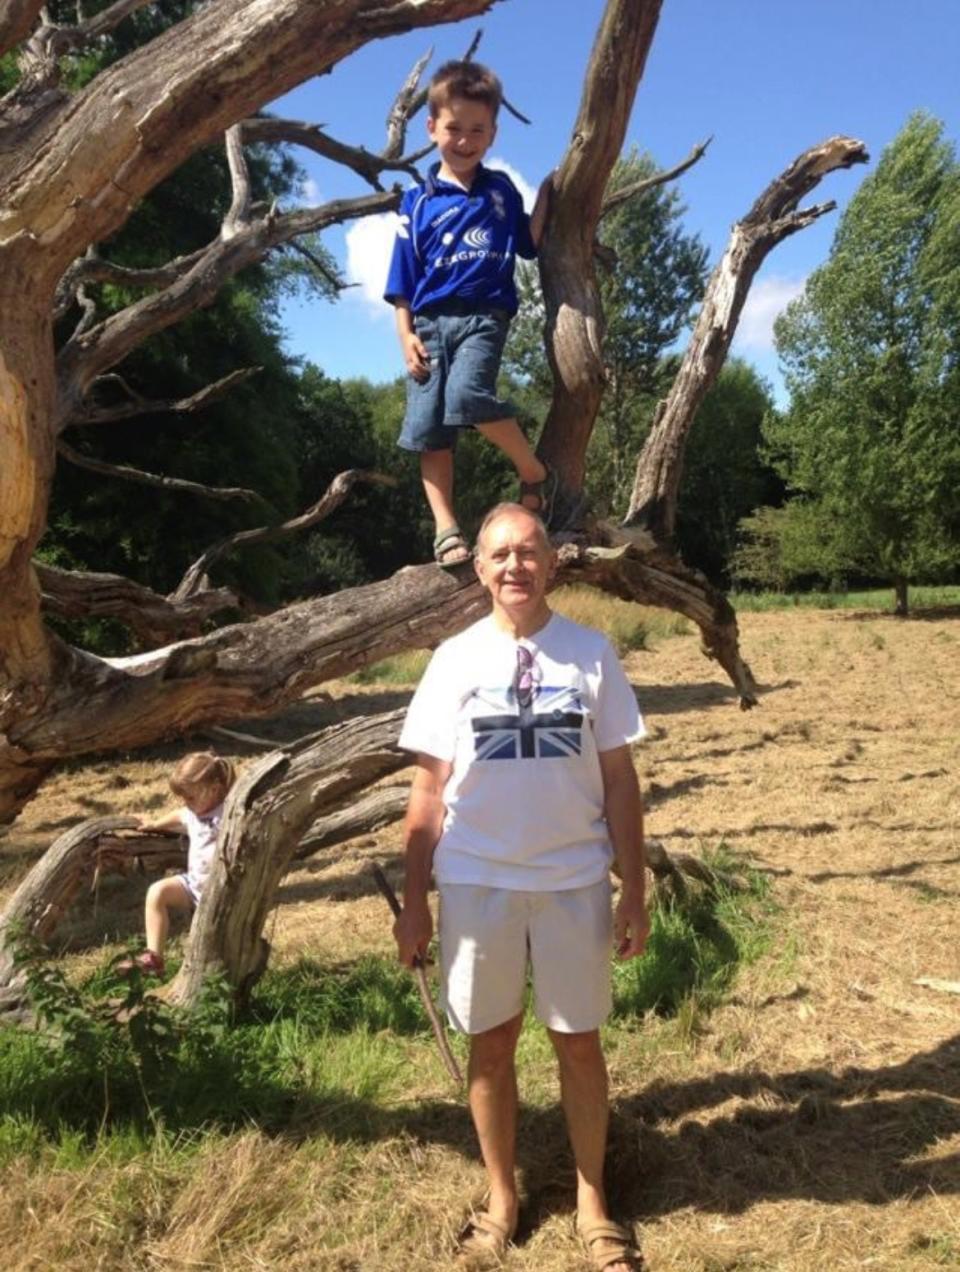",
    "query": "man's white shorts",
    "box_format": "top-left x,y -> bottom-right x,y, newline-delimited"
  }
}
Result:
438,879 -> 613,1035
